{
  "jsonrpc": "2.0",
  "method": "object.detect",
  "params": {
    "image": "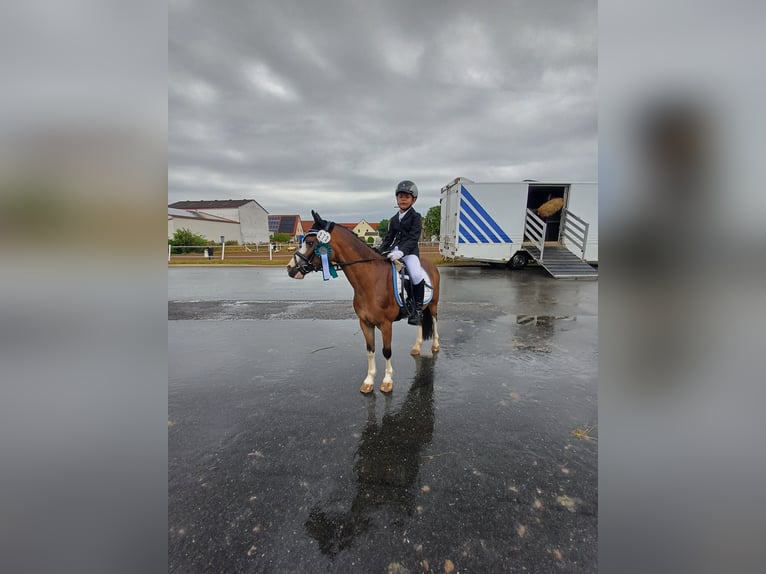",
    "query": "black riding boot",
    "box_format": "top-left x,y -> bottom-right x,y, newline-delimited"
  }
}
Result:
408,280 -> 425,325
